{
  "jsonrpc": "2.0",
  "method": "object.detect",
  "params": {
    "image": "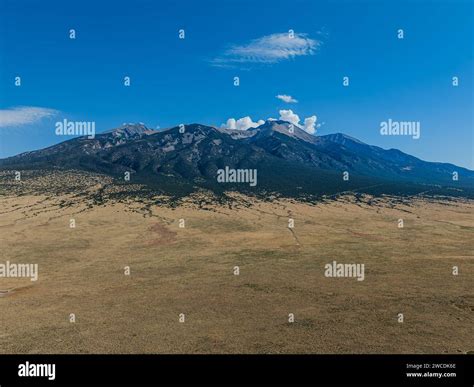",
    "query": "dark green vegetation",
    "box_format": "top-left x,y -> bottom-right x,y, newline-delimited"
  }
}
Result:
1,121 -> 473,199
